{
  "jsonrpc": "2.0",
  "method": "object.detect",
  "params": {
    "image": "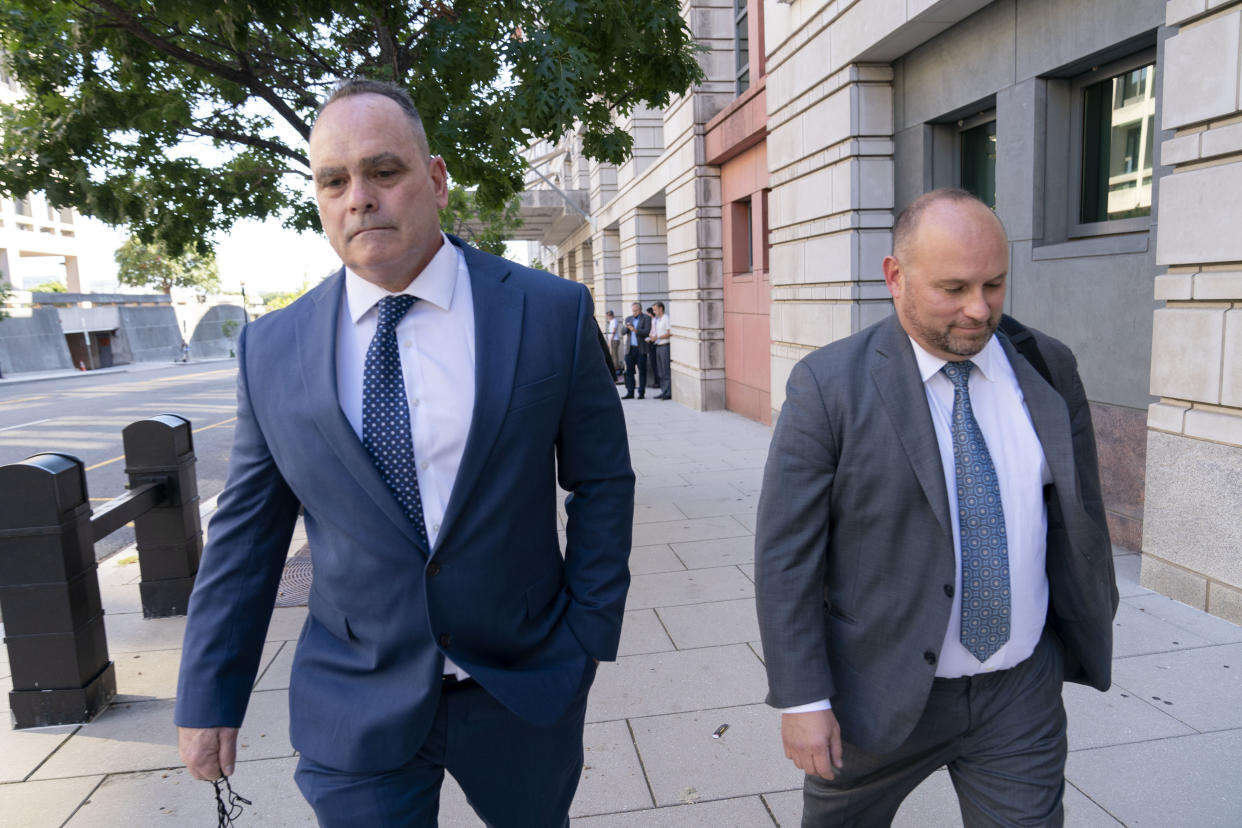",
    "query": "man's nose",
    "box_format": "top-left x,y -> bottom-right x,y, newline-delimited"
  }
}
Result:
347,181 -> 377,212
962,289 -> 990,321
